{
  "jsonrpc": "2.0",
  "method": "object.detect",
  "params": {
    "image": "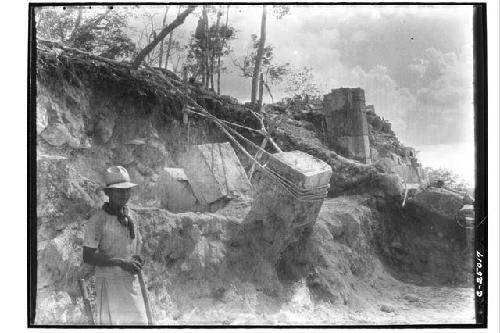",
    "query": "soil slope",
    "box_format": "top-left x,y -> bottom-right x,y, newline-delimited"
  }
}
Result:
33,40 -> 474,325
